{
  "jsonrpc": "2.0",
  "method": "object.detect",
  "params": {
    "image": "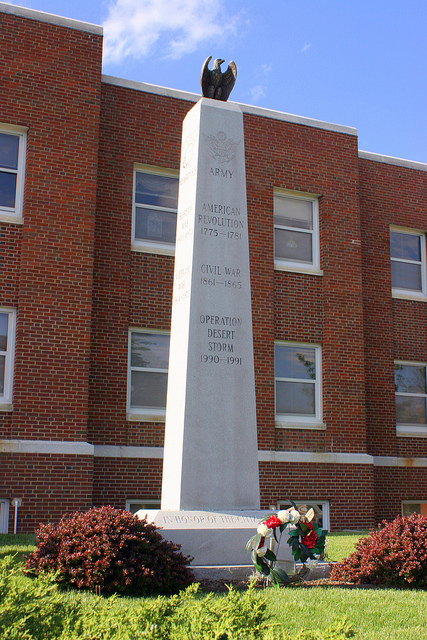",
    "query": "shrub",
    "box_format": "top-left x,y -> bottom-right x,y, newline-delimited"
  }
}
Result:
330,513 -> 427,587
25,505 -> 194,595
